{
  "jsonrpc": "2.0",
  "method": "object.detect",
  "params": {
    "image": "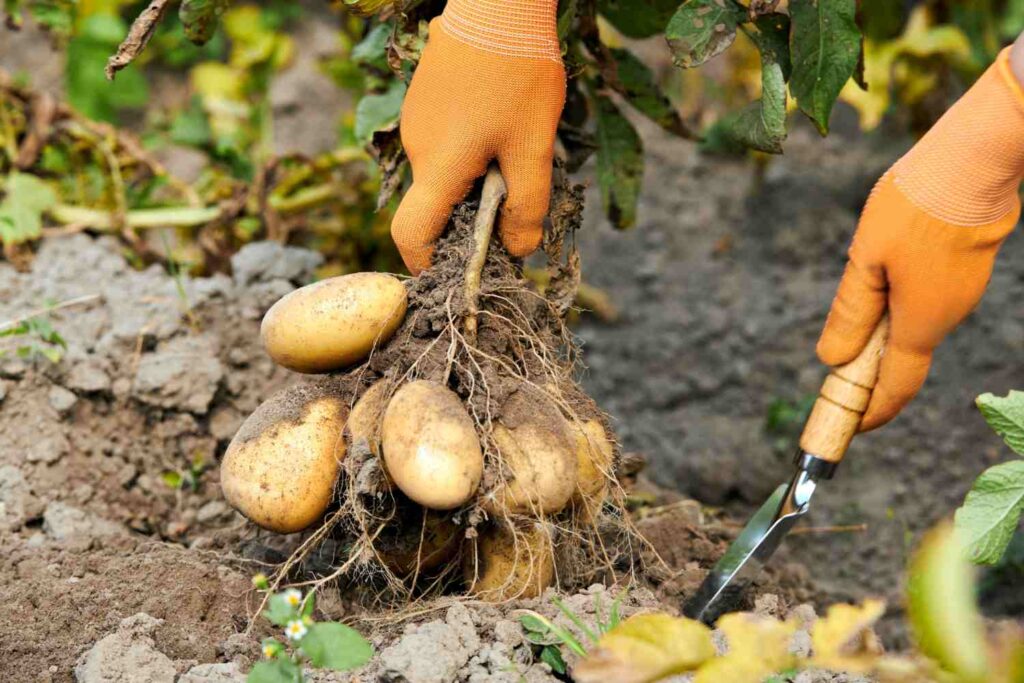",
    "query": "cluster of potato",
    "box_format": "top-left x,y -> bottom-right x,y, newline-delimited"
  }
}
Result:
220,272 -> 615,601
